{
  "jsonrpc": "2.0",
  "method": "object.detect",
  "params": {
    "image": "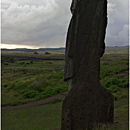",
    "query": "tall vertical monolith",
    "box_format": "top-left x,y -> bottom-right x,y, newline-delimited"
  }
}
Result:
61,0 -> 114,129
